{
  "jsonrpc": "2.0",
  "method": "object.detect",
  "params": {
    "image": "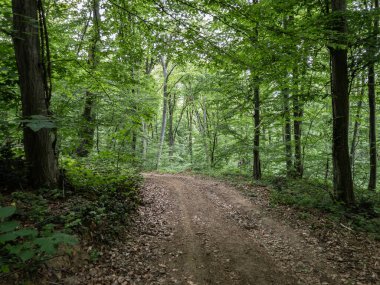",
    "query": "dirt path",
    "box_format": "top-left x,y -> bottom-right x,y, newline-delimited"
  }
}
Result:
140,173 -> 339,285
68,173 -> 379,285
148,173 -> 296,285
